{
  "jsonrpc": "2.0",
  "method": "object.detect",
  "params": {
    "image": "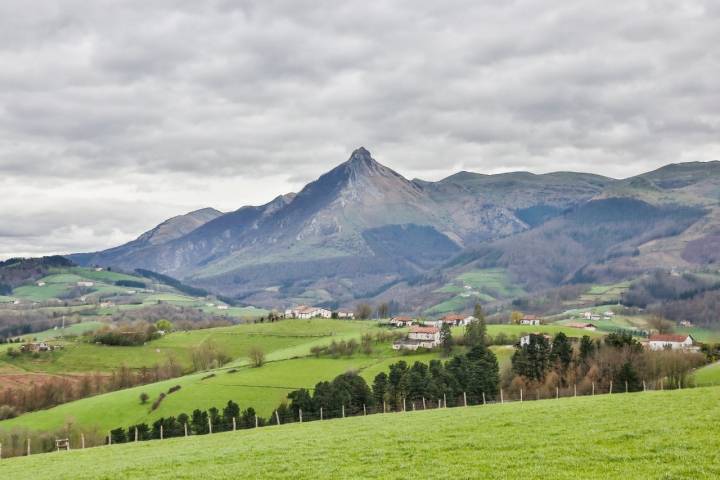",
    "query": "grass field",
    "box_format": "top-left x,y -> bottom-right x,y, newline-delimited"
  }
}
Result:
427,268 -> 524,315
453,324 -> 605,340
2,387 -> 719,479
694,361 -> 720,386
0,319 -> 381,374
